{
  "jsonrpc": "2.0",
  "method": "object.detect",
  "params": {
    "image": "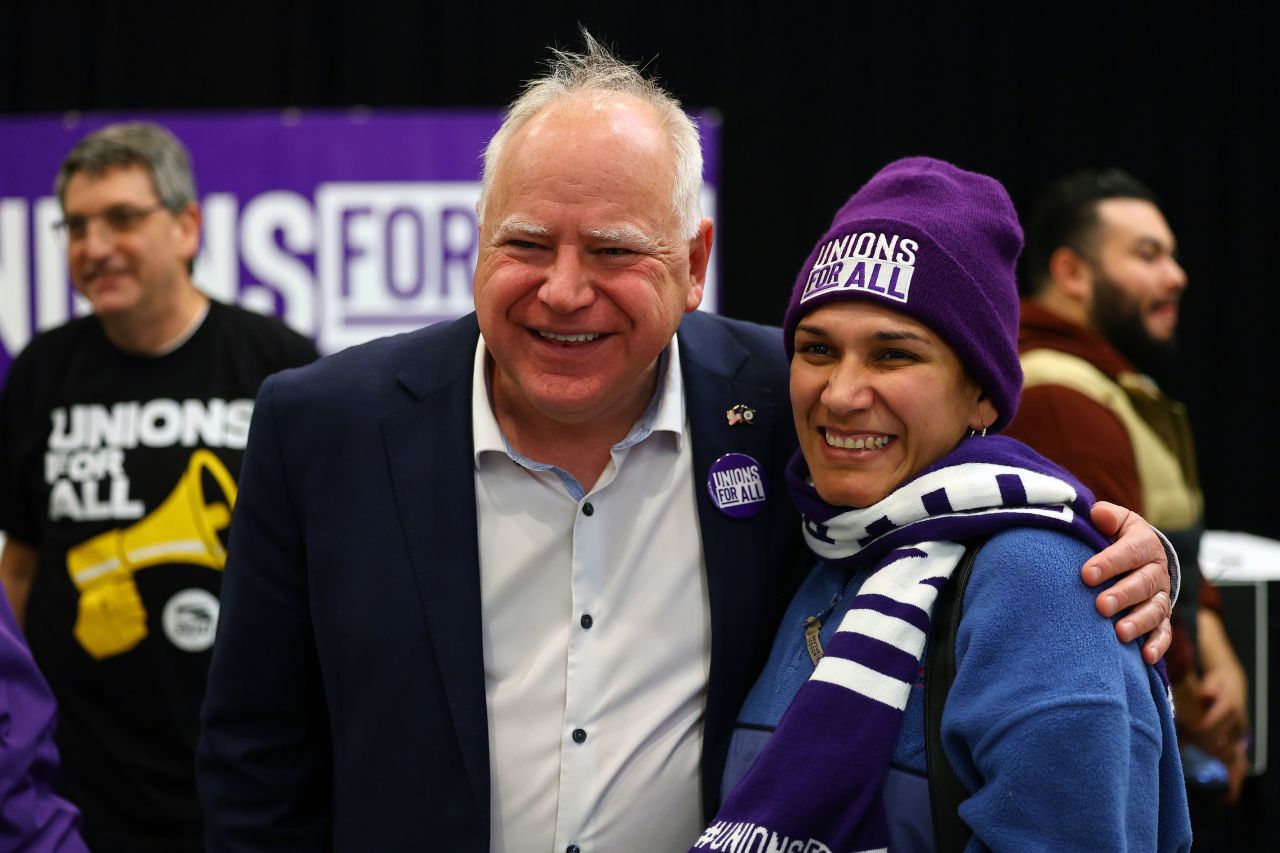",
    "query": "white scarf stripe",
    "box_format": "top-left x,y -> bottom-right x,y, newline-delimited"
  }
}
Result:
815,542 -> 957,703
807,462 -> 1080,549
835,608 -> 928,659
868,583 -> 940,613
811,656 -> 913,711
854,540 -> 960,611
805,504 -> 1077,560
